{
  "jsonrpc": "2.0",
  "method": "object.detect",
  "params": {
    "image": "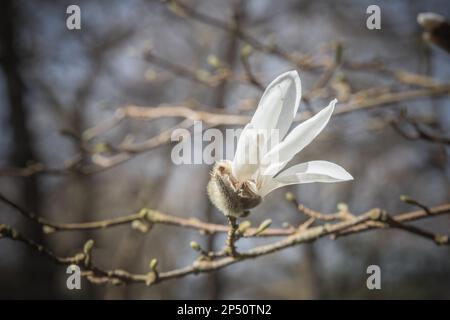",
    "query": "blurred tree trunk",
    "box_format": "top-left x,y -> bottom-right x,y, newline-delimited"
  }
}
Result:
300,244 -> 322,299
0,0 -> 56,298
287,185 -> 322,299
